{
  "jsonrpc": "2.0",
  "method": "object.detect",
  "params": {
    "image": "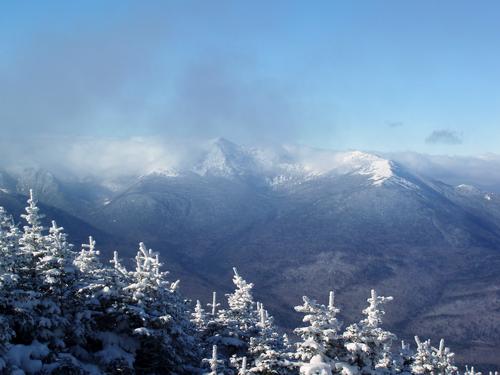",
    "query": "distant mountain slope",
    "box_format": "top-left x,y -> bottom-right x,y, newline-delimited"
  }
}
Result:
1,138 -> 500,367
